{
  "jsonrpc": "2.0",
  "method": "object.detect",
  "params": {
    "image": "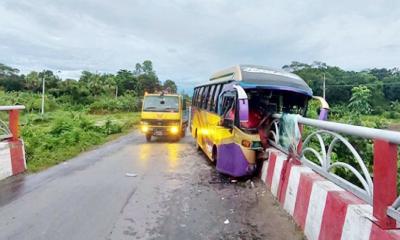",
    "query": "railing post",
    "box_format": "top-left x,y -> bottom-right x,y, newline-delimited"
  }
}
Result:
9,109 -> 20,141
373,139 -> 397,229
